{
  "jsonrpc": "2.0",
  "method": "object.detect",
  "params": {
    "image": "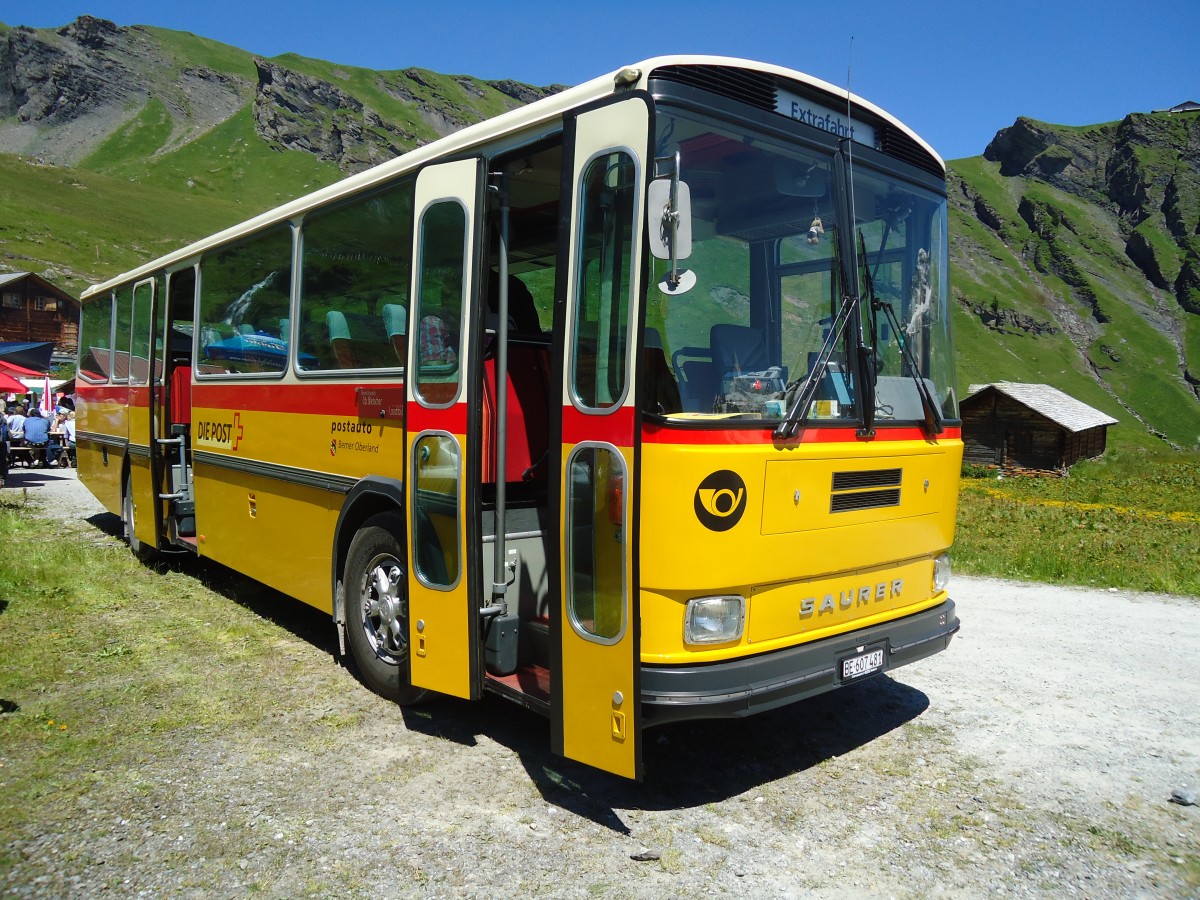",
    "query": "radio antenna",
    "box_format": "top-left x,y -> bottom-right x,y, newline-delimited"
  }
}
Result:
846,36 -> 854,108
